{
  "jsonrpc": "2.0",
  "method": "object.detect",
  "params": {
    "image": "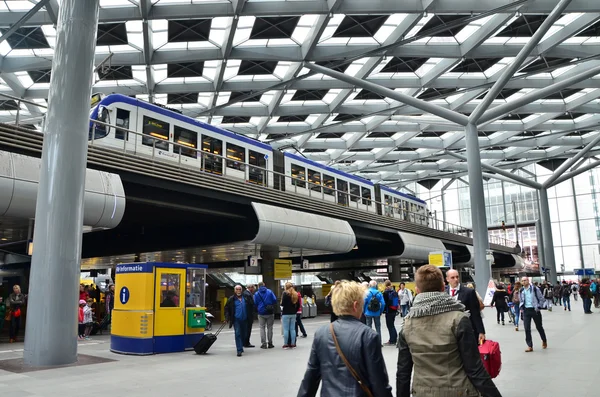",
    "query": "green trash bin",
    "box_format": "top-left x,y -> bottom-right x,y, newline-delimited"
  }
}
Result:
187,309 -> 206,329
